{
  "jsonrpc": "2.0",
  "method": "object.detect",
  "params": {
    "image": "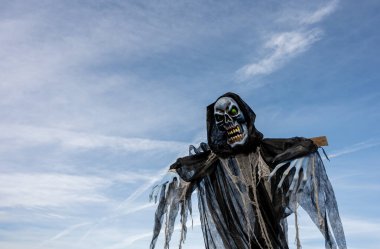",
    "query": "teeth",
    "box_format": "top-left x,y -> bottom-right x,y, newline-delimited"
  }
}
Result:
226,126 -> 244,144
227,133 -> 245,144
